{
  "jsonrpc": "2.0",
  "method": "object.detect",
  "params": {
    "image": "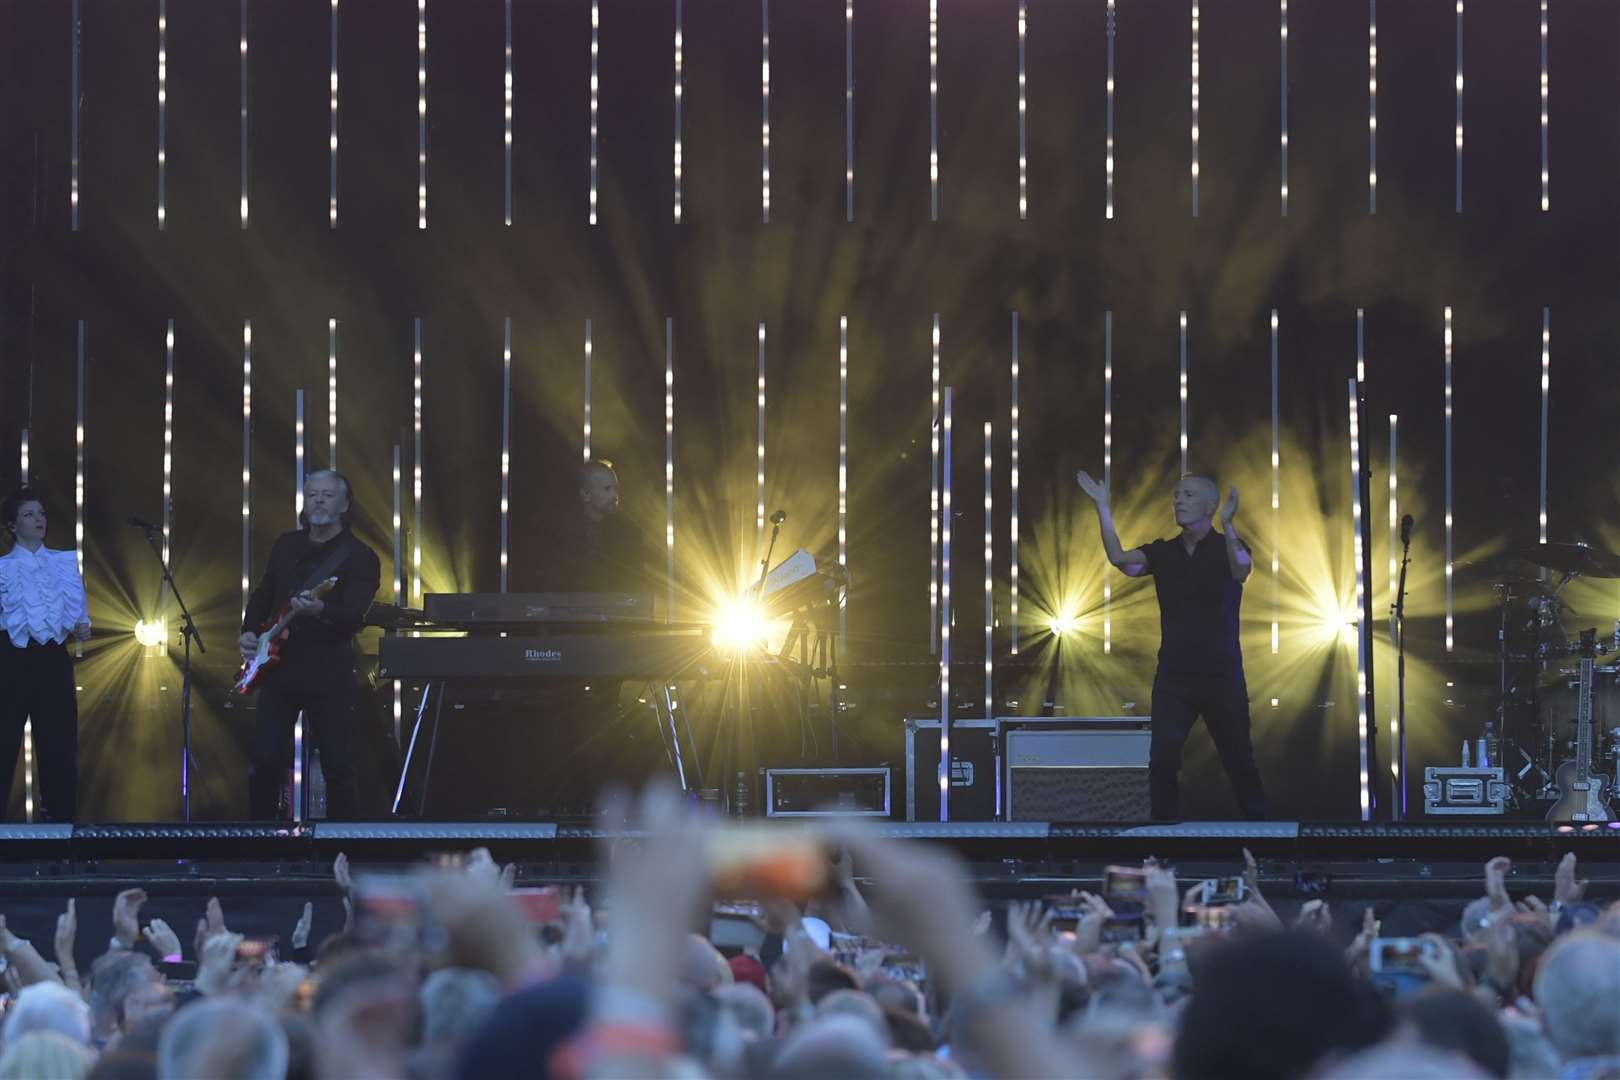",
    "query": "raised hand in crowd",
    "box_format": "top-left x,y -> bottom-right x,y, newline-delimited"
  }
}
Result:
290,901 -> 315,953
141,917 -> 182,961
53,898 -> 79,993
111,887 -> 146,950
